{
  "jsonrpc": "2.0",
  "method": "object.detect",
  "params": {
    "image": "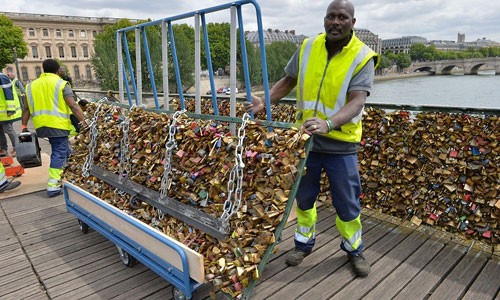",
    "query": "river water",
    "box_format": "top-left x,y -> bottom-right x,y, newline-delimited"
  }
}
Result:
368,70 -> 499,110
